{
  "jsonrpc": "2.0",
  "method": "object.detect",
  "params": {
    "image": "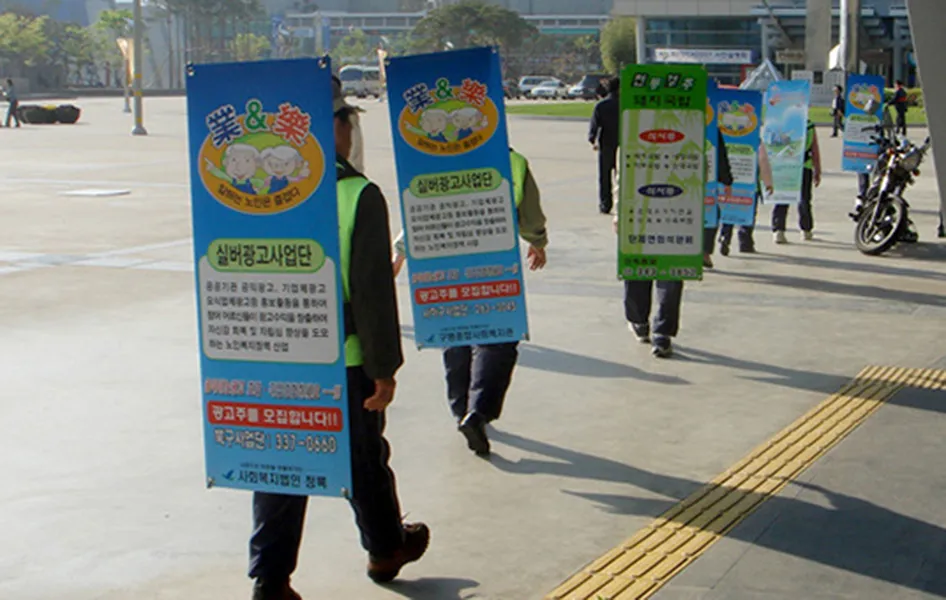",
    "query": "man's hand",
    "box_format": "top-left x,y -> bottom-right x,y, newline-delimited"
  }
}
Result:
392,254 -> 405,278
814,172 -> 822,188
527,245 -> 547,270
765,184 -> 775,196
364,378 -> 396,412
591,141 -> 598,151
